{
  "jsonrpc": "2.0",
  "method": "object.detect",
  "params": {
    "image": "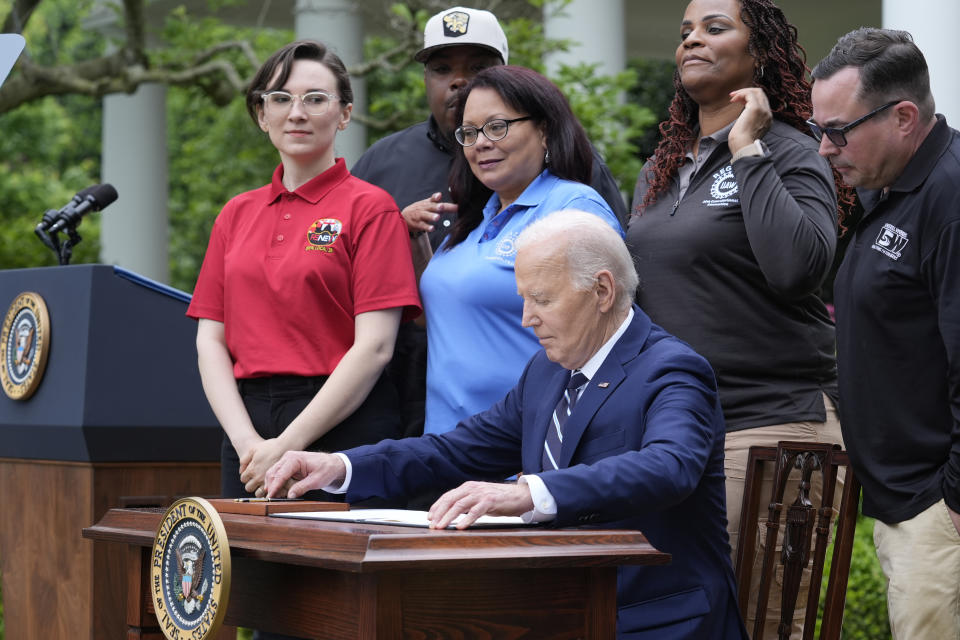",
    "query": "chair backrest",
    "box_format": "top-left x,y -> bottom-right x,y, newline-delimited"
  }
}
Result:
734,441 -> 861,640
